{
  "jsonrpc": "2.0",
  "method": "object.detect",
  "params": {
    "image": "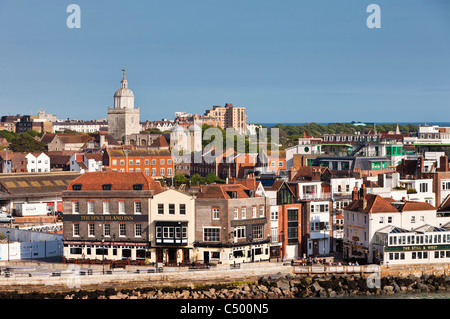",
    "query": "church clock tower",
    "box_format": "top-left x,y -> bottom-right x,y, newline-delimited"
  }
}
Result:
107,69 -> 141,142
